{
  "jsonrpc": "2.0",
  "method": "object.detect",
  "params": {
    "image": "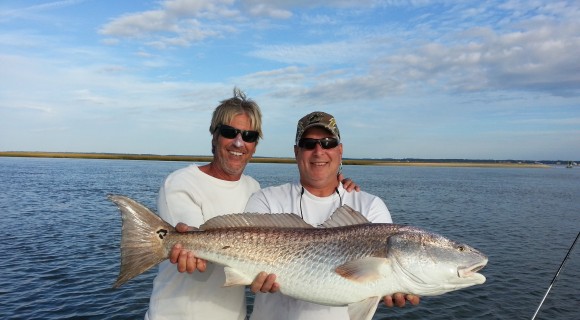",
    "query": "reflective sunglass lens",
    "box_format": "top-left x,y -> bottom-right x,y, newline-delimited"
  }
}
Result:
242,131 -> 259,142
304,140 -> 317,149
321,139 -> 339,149
219,127 -> 237,139
218,125 -> 259,143
298,138 -> 339,149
